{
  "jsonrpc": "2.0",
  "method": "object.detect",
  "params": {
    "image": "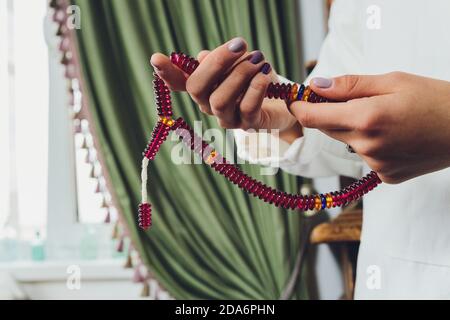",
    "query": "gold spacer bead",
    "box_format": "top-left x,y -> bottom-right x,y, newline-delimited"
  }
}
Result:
291,83 -> 299,101
205,150 -> 218,165
159,116 -> 175,127
326,194 -> 333,208
303,86 -> 311,101
314,195 -> 322,210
